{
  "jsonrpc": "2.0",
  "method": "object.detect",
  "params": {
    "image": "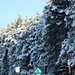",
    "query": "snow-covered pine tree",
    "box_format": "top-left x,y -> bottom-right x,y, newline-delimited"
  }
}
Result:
15,15 -> 23,28
56,0 -> 75,67
42,0 -> 70,73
